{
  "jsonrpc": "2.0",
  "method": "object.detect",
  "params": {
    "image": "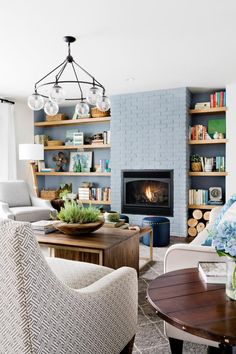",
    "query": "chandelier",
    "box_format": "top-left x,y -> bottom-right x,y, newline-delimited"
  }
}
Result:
27,36 -> 111,116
